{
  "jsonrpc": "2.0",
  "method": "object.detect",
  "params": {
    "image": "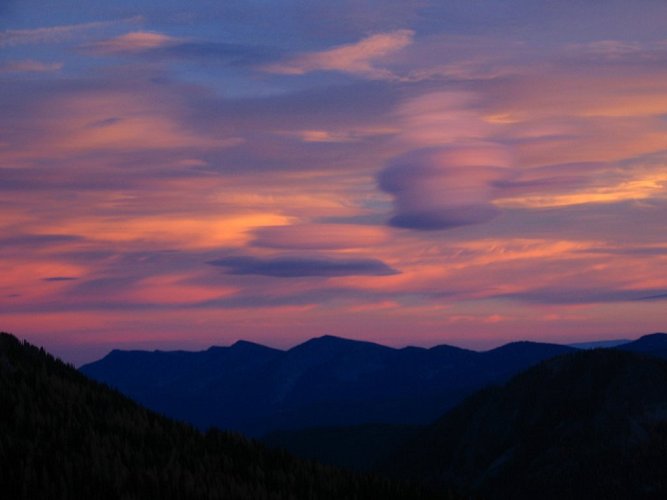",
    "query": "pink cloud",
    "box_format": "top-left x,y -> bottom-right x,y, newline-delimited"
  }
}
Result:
395,92 -> 494,146
85,31 -> 181,54
0,17 -> 142,47
263,29 -> 414,79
